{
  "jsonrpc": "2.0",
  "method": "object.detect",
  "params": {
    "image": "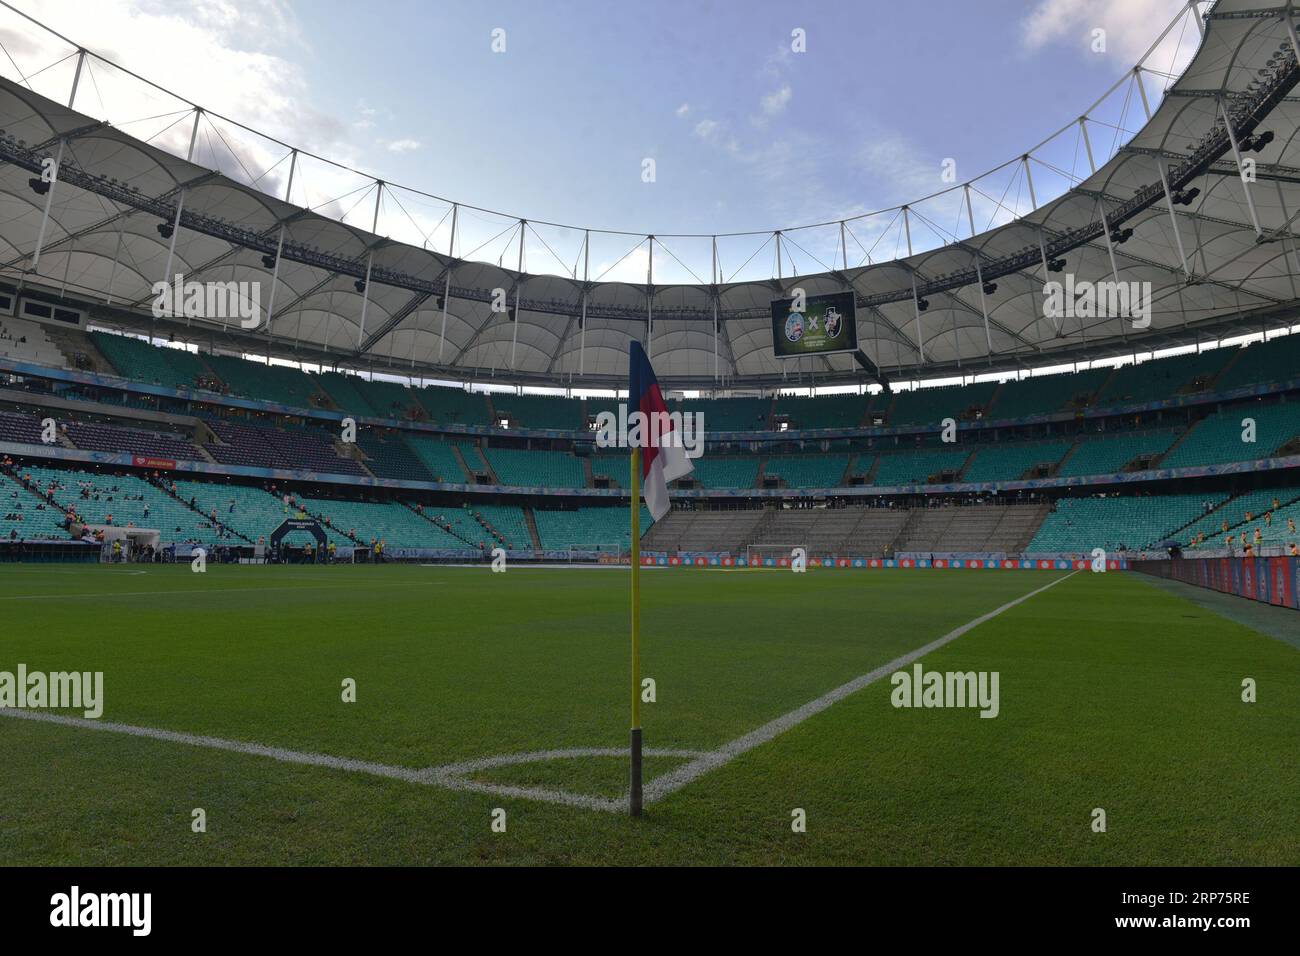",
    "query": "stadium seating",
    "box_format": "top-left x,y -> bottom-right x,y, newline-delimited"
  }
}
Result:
872,447 -> 970,484
295,495 -> 431,548
204,418 -> 367,476
688,457 -> 760,489
20,328 -> 1300,442
356,378 -> 422,419
457,441 -> 492,478
1251,495 -> 1300,548
894,503 -> 1048,553
1160,402 -> 1300,468
65,420 -> 202,461
888,381 -> 997,426
91,331 -> 213,391
0,316 -> 66,367
772,393 -> 871,429
759,506 -> 909,555
357,434 -> 434,482
641,509 -> 769,553
170,479 -> 286,543
19,465 -> 234,544
204,353 -> 323,408
961,440 -> 1072,482
1026,493 -> 1223,553
678,397 -> 771,431
986,369 -> 1107,419
533,506 -> 649,551
483,446 -> 585,488
405,437 -> 472,482
1179,488 -> 1300,548
489,393 -> 586,430
762,454 -> 851,488
416,385 -> 492,425
1094,351 -> 1228,406
1056,428 -> 1180,477
0,410 -> 47,446
0,470 -> 71,540
1213,335 -> 1300,390
317,372 -> 380,417
470,504 -> 532,549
